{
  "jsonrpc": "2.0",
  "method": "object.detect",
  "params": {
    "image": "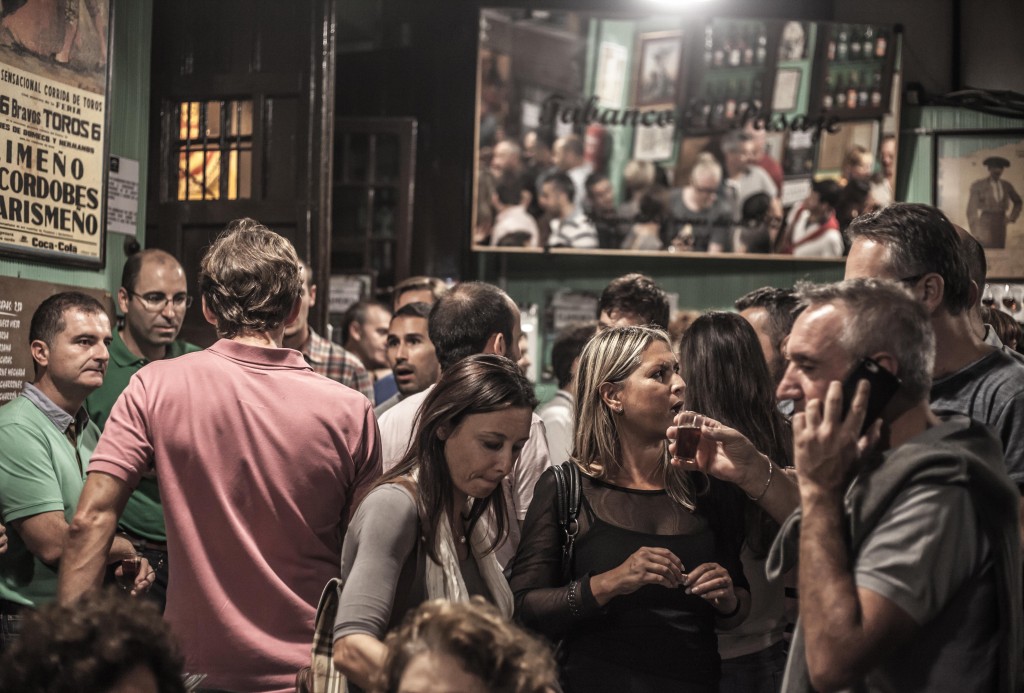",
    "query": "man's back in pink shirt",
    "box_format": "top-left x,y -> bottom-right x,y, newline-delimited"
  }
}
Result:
89,340 -> 381,692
